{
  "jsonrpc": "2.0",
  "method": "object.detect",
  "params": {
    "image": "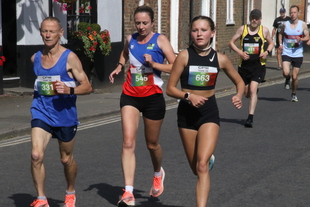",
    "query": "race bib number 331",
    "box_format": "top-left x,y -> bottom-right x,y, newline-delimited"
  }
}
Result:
37,75 -> 60,95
